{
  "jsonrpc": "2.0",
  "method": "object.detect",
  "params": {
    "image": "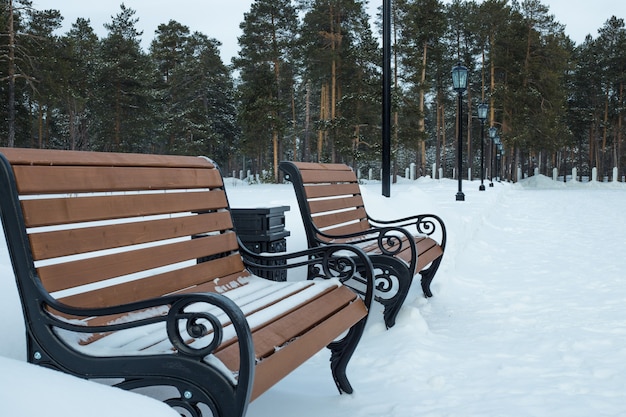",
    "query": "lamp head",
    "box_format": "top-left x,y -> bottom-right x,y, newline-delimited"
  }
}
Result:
478,102 -> 488,121
451,62 -> 468,93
